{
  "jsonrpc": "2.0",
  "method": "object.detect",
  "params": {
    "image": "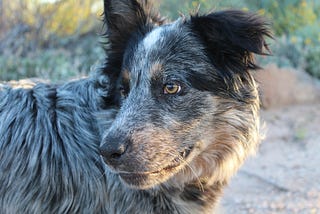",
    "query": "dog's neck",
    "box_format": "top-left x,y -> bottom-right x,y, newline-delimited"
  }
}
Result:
106,171 -> 225,213
149,179 -> 225,213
